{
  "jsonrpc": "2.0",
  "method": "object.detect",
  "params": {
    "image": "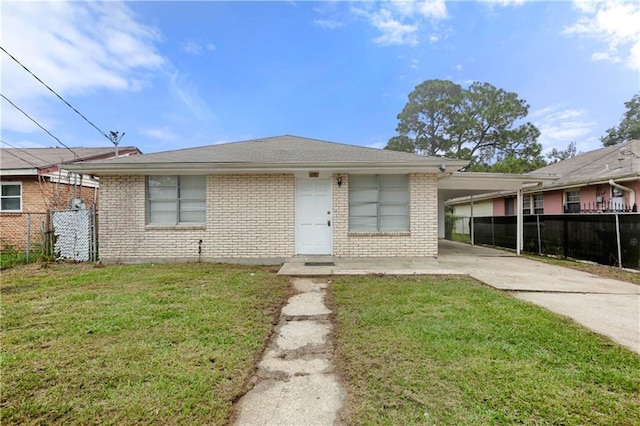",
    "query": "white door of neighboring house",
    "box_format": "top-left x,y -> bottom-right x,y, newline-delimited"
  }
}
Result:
296,178 -> 333,255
